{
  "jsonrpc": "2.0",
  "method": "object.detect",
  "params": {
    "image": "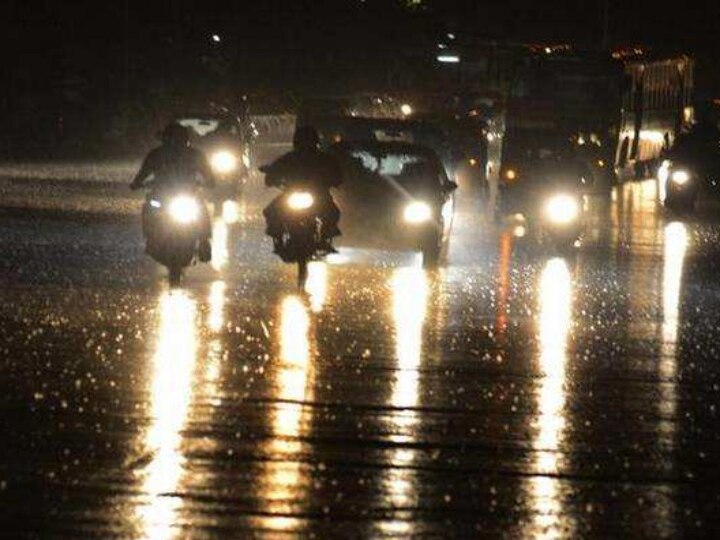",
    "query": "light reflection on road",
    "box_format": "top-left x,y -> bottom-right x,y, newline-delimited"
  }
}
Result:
255,294 -> 316,533
135,291 -> 198,540
305,262 -> 328,313
377,267 -> 429,536
526,258 -> 575,539
654,221 -> 689,536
